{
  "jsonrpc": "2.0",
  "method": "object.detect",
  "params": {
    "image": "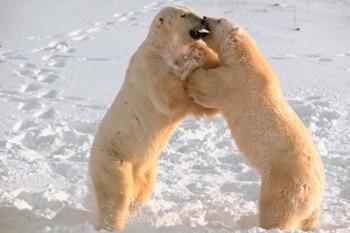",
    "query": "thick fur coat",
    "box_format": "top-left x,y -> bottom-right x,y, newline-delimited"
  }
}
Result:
186,17 -> 325,231
89,6 -> 219,231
